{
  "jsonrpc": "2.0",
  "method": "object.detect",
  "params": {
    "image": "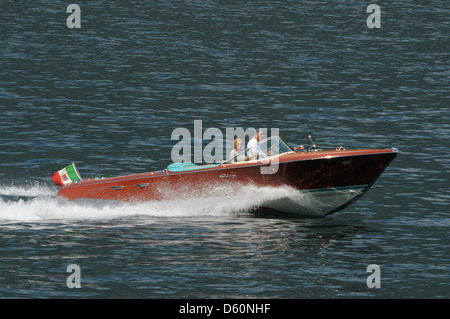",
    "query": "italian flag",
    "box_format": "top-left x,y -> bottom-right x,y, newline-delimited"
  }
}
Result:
51,163 -> 82,186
